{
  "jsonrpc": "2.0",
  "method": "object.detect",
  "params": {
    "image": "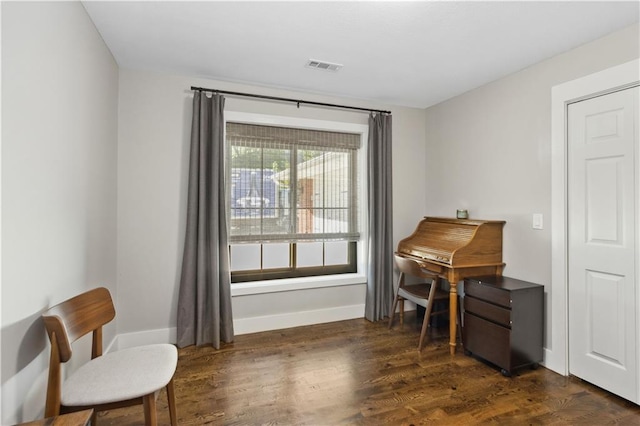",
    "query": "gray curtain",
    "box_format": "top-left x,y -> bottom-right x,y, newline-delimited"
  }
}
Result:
177,92 -> 234,349
365,113 -> 394,322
